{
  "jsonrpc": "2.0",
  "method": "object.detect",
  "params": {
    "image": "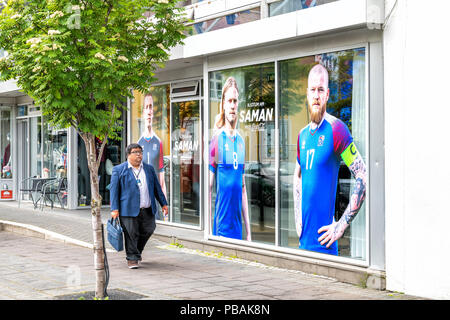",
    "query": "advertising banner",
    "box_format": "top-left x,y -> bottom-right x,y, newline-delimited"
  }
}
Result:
209,63 -> 276,244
